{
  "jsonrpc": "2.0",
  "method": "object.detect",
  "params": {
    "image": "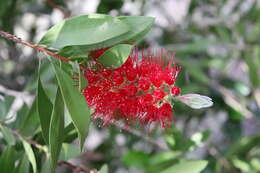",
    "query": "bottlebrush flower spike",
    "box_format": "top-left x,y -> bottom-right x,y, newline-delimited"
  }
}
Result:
83,48 -> 181,127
